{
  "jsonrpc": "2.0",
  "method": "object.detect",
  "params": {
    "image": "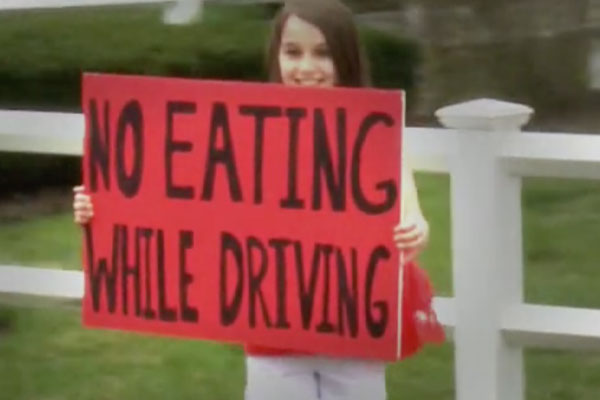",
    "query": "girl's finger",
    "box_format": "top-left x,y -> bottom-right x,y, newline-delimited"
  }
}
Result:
73,185 -> 85,193
394,229 -> 422,242
75,211 -> 94,219
75,212 -> 93,223
74,193 -> 90,201
73,202 -> 93,211
73,200 -> 92,209
395,234 -> 427,250
394,223 -> 416,233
